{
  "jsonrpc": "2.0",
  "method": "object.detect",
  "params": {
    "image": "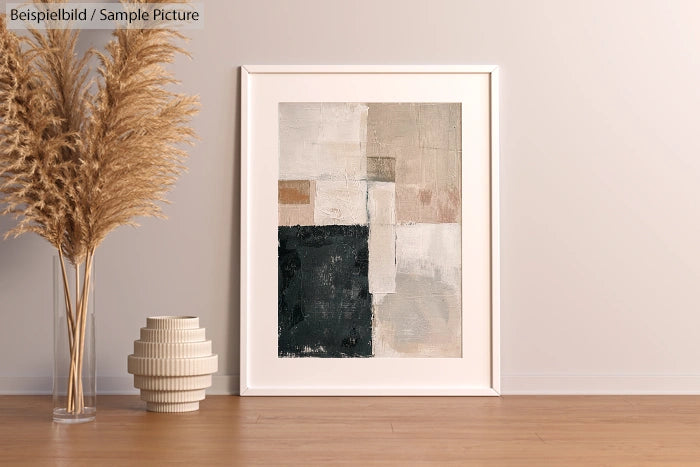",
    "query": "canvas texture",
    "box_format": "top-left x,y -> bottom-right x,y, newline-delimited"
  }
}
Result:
278,103 -> 462,358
